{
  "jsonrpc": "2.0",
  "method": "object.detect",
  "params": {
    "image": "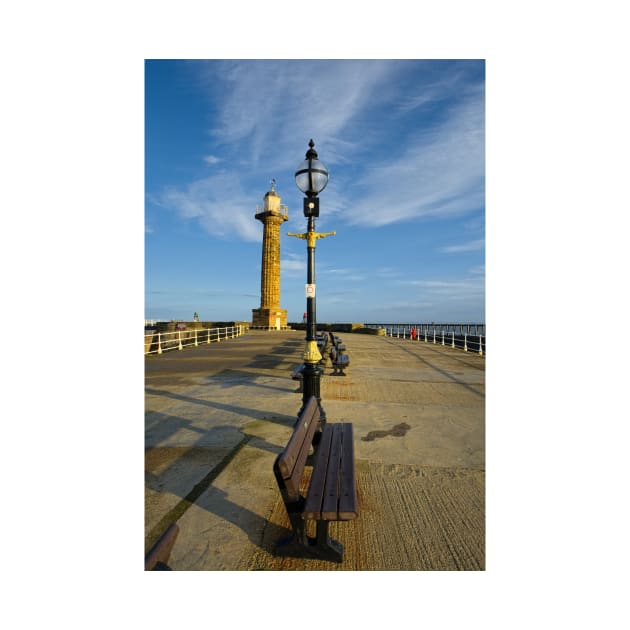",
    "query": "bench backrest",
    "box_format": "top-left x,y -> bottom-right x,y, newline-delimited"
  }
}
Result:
274,396 -> 320,502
